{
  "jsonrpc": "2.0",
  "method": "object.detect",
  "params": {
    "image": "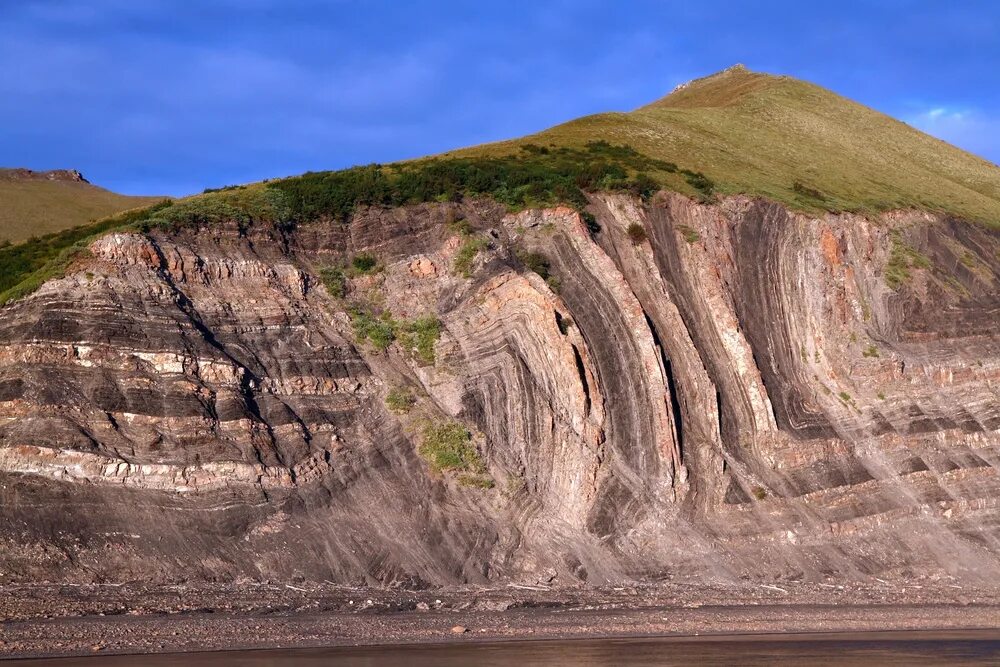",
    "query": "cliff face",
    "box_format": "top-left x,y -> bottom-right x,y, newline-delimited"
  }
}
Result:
1,192 -> 998,587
